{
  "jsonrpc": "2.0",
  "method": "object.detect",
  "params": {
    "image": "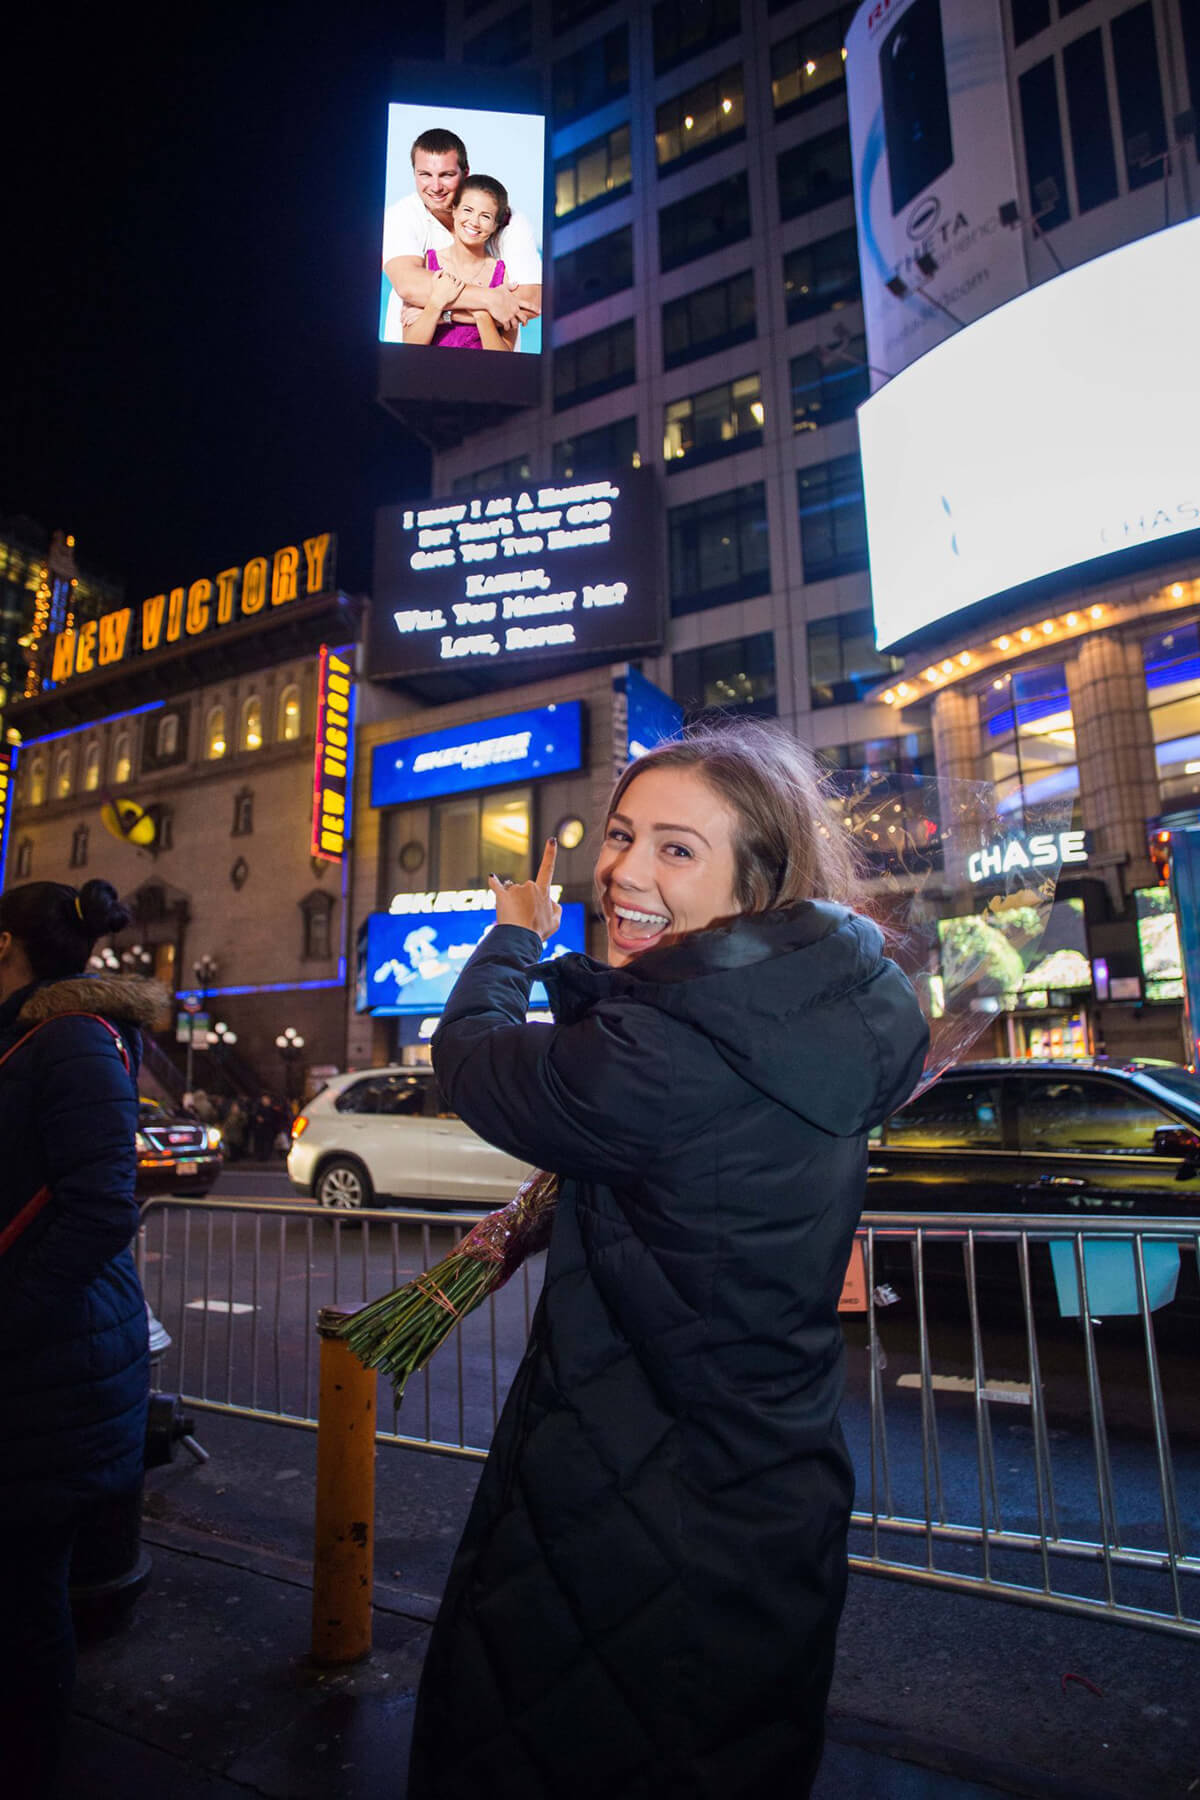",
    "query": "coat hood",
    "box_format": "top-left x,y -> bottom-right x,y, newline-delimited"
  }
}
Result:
16,974 -> 171,1032
544,902 -> 929,1137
